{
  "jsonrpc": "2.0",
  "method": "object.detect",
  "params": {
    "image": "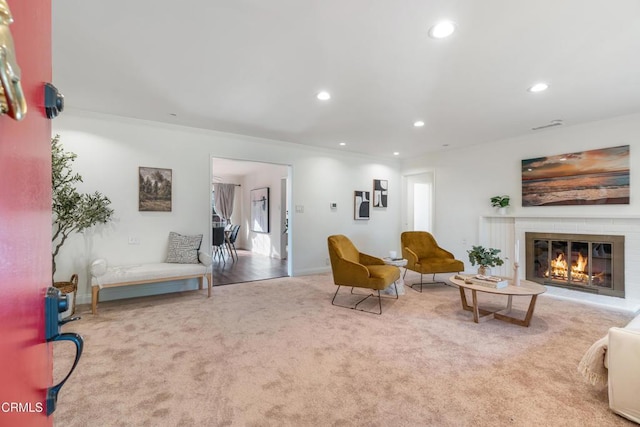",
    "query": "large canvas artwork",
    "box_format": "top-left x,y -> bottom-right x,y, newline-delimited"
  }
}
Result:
522,145 -> 630,206
139,167 -> 172,211
373,179 -> 388,208
354,190 -> 370,220
250,187 -> 270,233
